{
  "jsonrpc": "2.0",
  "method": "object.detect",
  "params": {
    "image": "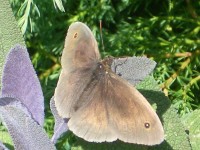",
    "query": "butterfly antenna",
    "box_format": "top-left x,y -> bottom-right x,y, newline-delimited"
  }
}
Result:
100,20 -> 105,52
